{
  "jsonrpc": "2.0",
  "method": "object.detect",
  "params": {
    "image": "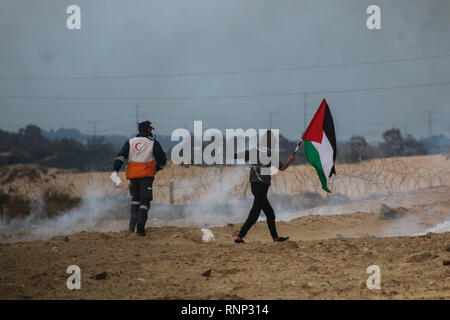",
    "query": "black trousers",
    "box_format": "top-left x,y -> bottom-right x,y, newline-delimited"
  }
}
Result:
129,177 -> 154,232
238,182 -> 278,239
